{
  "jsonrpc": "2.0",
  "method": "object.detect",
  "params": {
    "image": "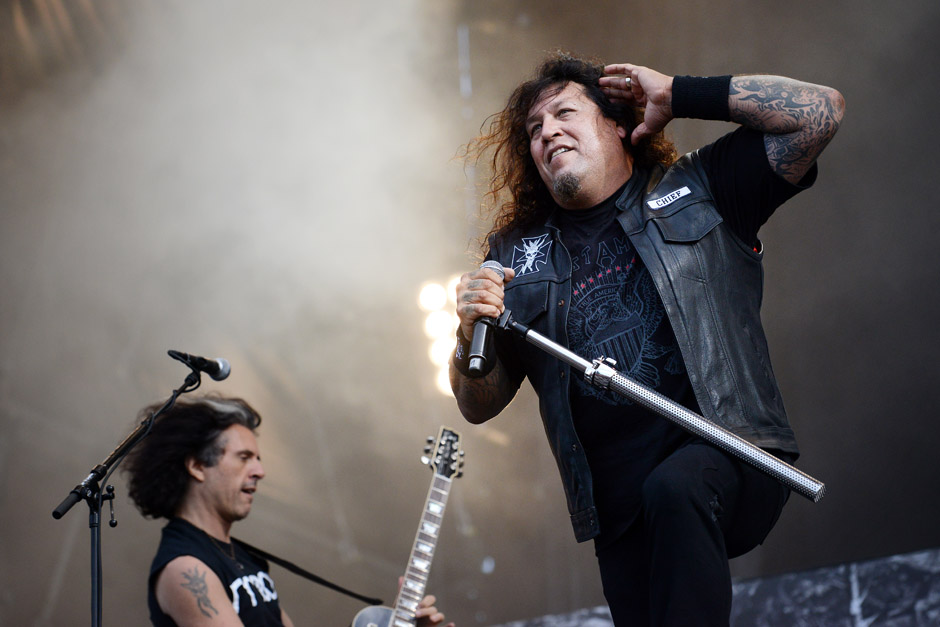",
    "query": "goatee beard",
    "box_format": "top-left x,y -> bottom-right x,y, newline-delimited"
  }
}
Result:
553,173 -> 581,203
